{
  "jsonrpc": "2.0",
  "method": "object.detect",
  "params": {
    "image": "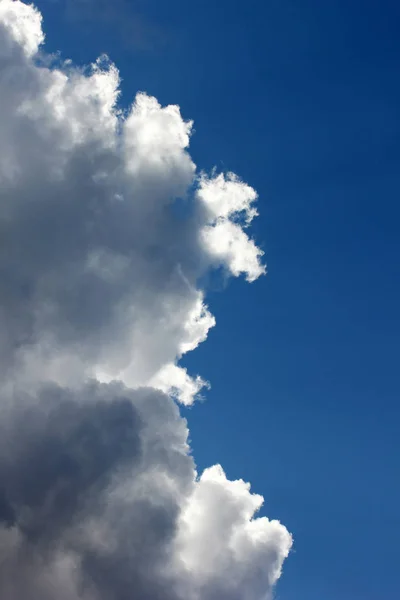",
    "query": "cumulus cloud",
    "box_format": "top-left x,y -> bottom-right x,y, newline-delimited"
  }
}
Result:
0,382 -> 193,600
0,2 -> 292,599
